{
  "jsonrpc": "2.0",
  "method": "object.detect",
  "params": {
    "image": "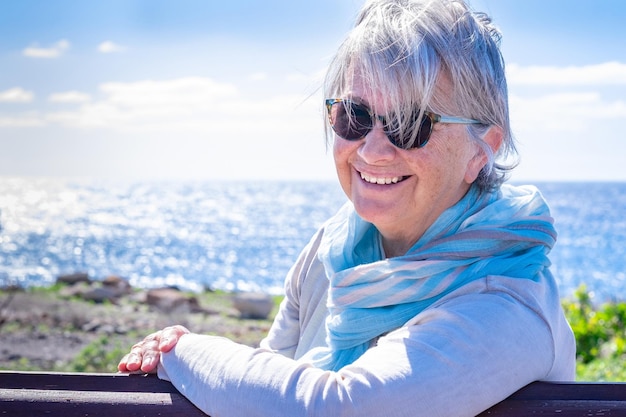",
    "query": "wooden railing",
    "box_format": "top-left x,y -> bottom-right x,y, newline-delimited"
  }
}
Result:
0,371 -> 205,416
1,371 -> 626,416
